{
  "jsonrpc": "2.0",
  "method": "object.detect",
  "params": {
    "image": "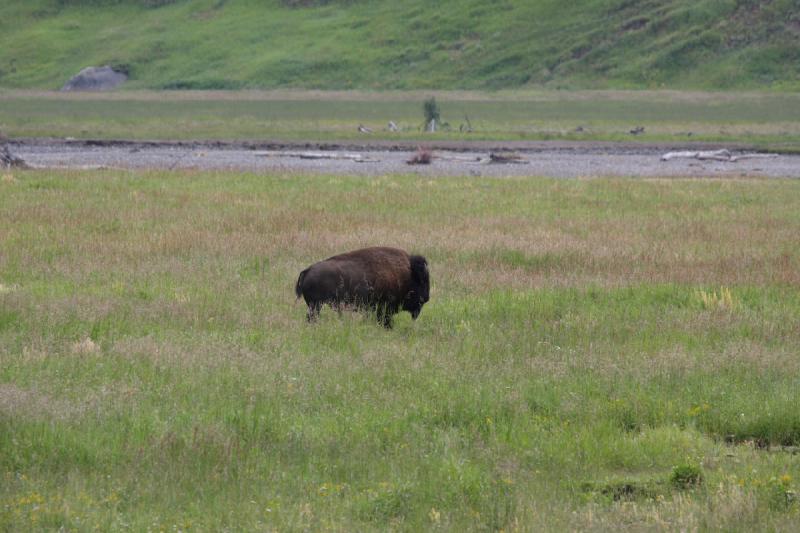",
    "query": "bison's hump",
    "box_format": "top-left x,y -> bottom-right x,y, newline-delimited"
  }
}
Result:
324,246 -> 410,264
